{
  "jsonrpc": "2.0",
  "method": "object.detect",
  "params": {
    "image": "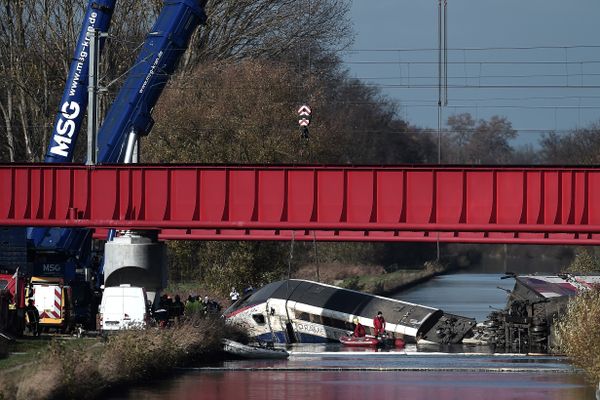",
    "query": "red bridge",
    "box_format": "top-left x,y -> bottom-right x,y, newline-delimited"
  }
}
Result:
2,164 -> 600,245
